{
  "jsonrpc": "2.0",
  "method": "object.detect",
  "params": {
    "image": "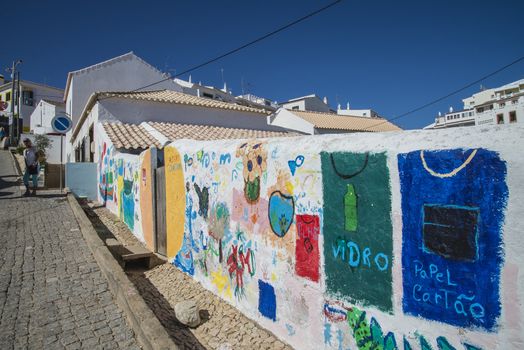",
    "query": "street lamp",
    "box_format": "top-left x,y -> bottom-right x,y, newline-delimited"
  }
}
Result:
7,59 -> 23,146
